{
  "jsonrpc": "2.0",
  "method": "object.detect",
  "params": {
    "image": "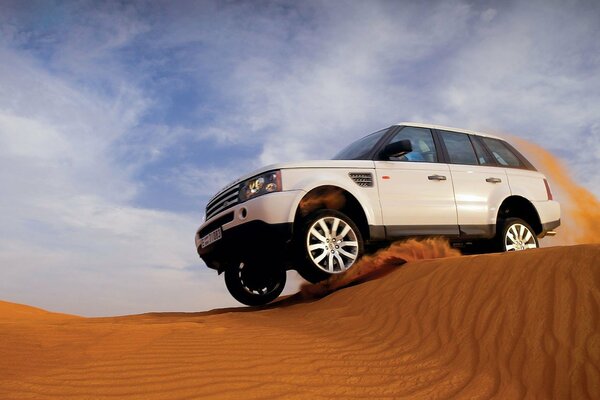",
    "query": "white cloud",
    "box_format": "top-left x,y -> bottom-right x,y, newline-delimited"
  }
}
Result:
0,113 -> 70,158
481,8 -> 497,22
0,43 -> 226,316
192,1 -> 476,165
